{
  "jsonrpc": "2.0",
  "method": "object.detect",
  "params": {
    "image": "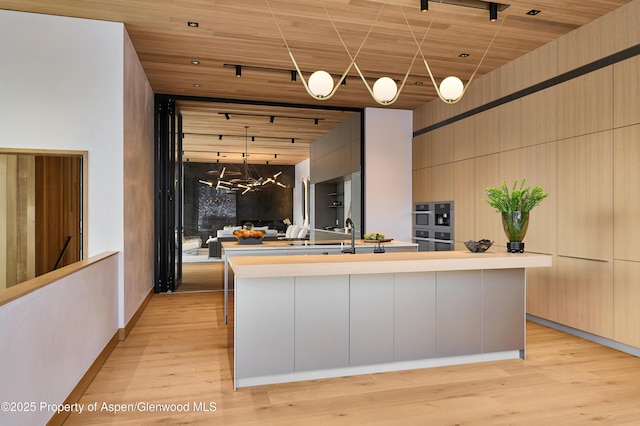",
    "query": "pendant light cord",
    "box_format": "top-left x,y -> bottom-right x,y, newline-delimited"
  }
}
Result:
400,1 -> 511,102
265,0 -> 383,66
